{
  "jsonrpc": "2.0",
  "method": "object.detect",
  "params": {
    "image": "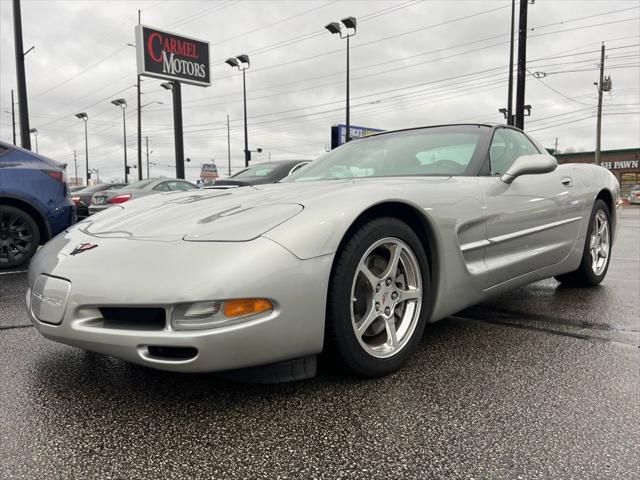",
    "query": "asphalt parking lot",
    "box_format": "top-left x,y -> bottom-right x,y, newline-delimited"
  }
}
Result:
1,208 -> 638,479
